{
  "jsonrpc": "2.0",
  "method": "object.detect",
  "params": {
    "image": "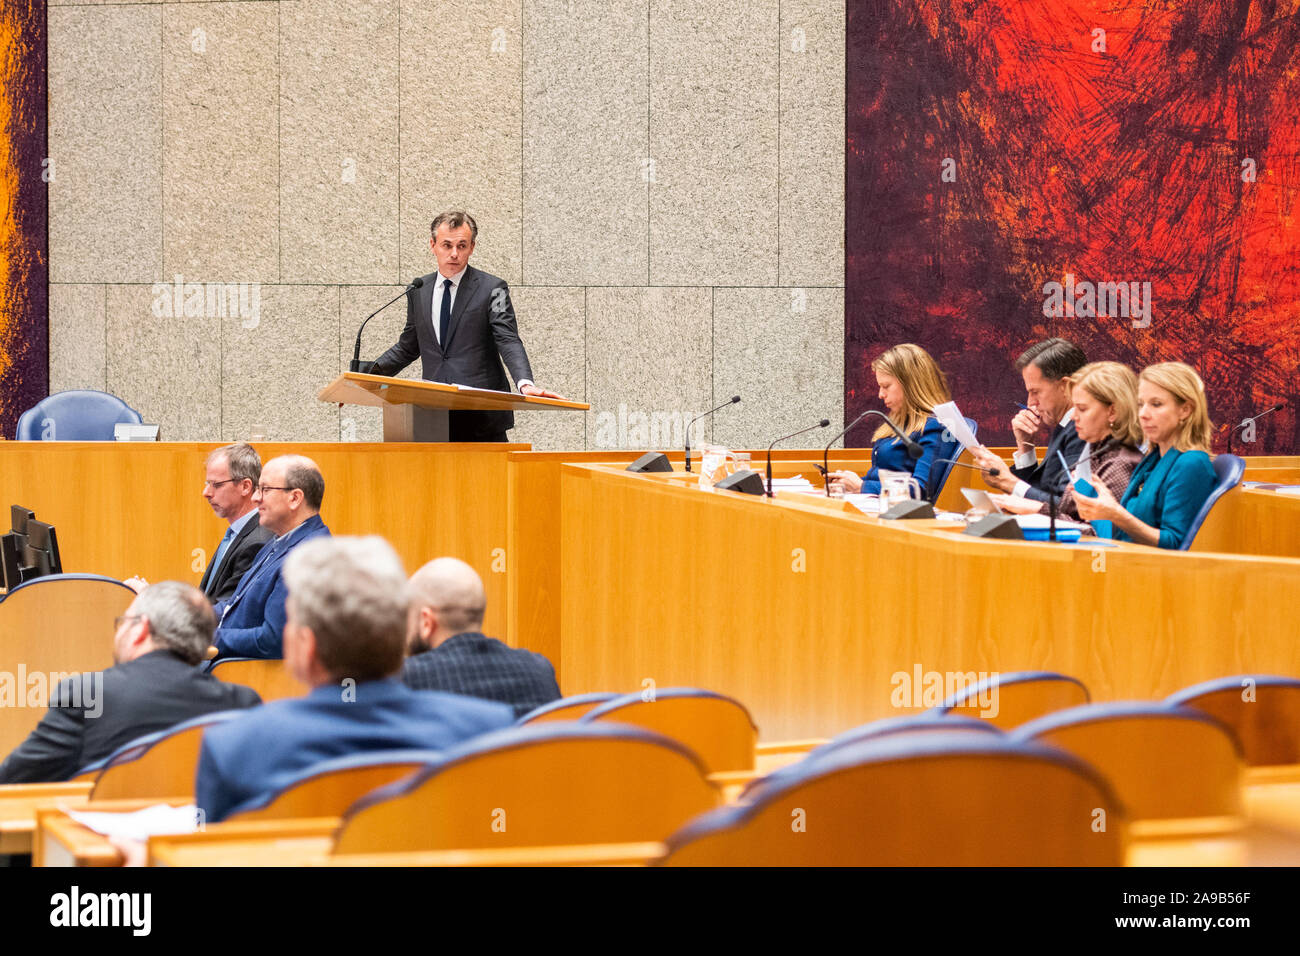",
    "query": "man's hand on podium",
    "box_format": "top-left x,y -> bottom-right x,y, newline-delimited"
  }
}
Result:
521,383 -> 565,400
